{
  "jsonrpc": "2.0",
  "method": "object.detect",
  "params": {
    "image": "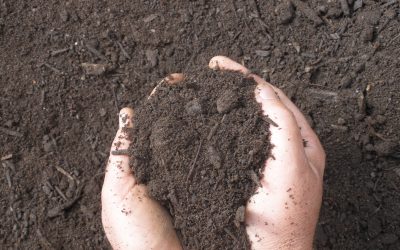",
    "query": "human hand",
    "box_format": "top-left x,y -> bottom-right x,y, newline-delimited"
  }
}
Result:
101,108 -> 181,250
209,56 -> 326,249
101,56 -> 325,250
